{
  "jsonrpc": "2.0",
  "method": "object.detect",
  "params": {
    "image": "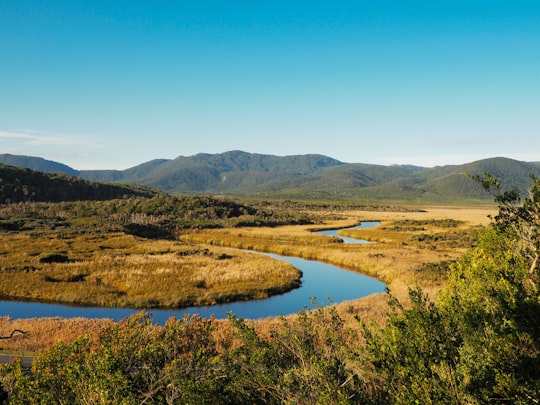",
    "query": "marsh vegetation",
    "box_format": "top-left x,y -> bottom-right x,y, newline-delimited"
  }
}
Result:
0,196 -> 315,309
2,177 -> 539,403
183,206 -> 493,302
0,194 -> 488,310
0,233 -> 301,308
